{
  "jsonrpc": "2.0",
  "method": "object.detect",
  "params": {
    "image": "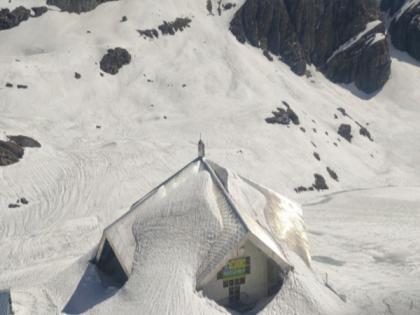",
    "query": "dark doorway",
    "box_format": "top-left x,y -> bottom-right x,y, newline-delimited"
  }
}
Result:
96,239 -> 128,285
